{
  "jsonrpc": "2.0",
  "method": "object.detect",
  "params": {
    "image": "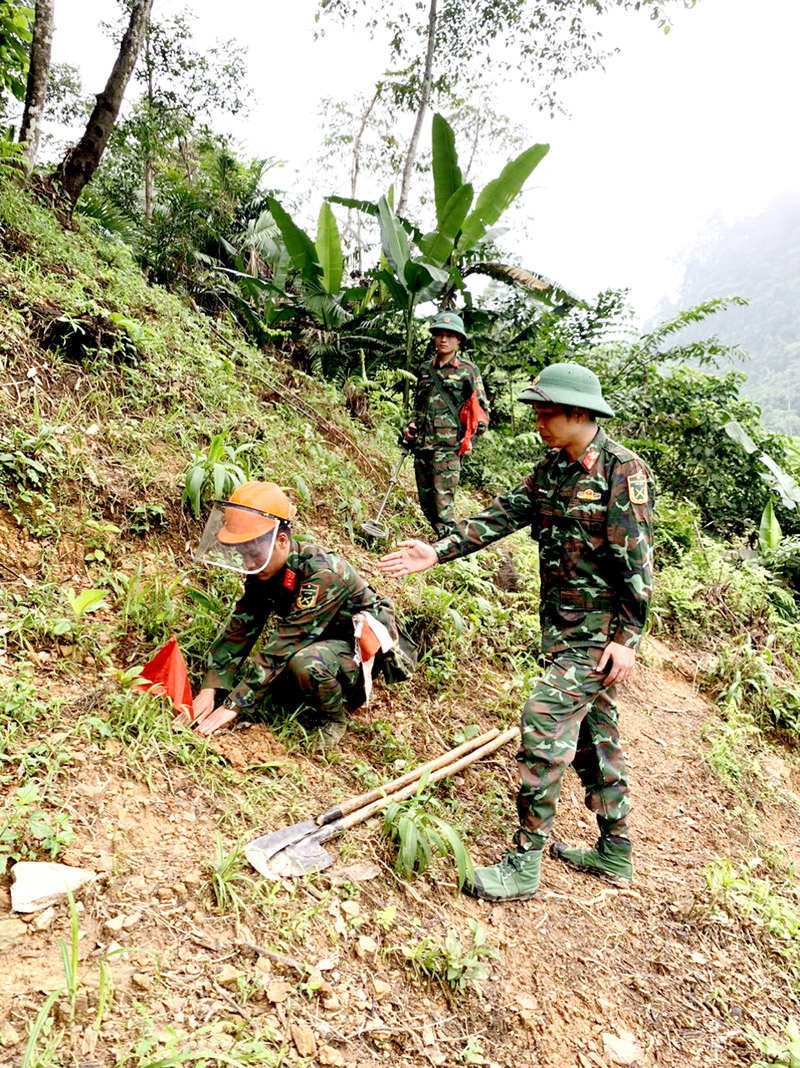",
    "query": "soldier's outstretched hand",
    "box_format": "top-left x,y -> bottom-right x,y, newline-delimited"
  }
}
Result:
378,539 -> 438,577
